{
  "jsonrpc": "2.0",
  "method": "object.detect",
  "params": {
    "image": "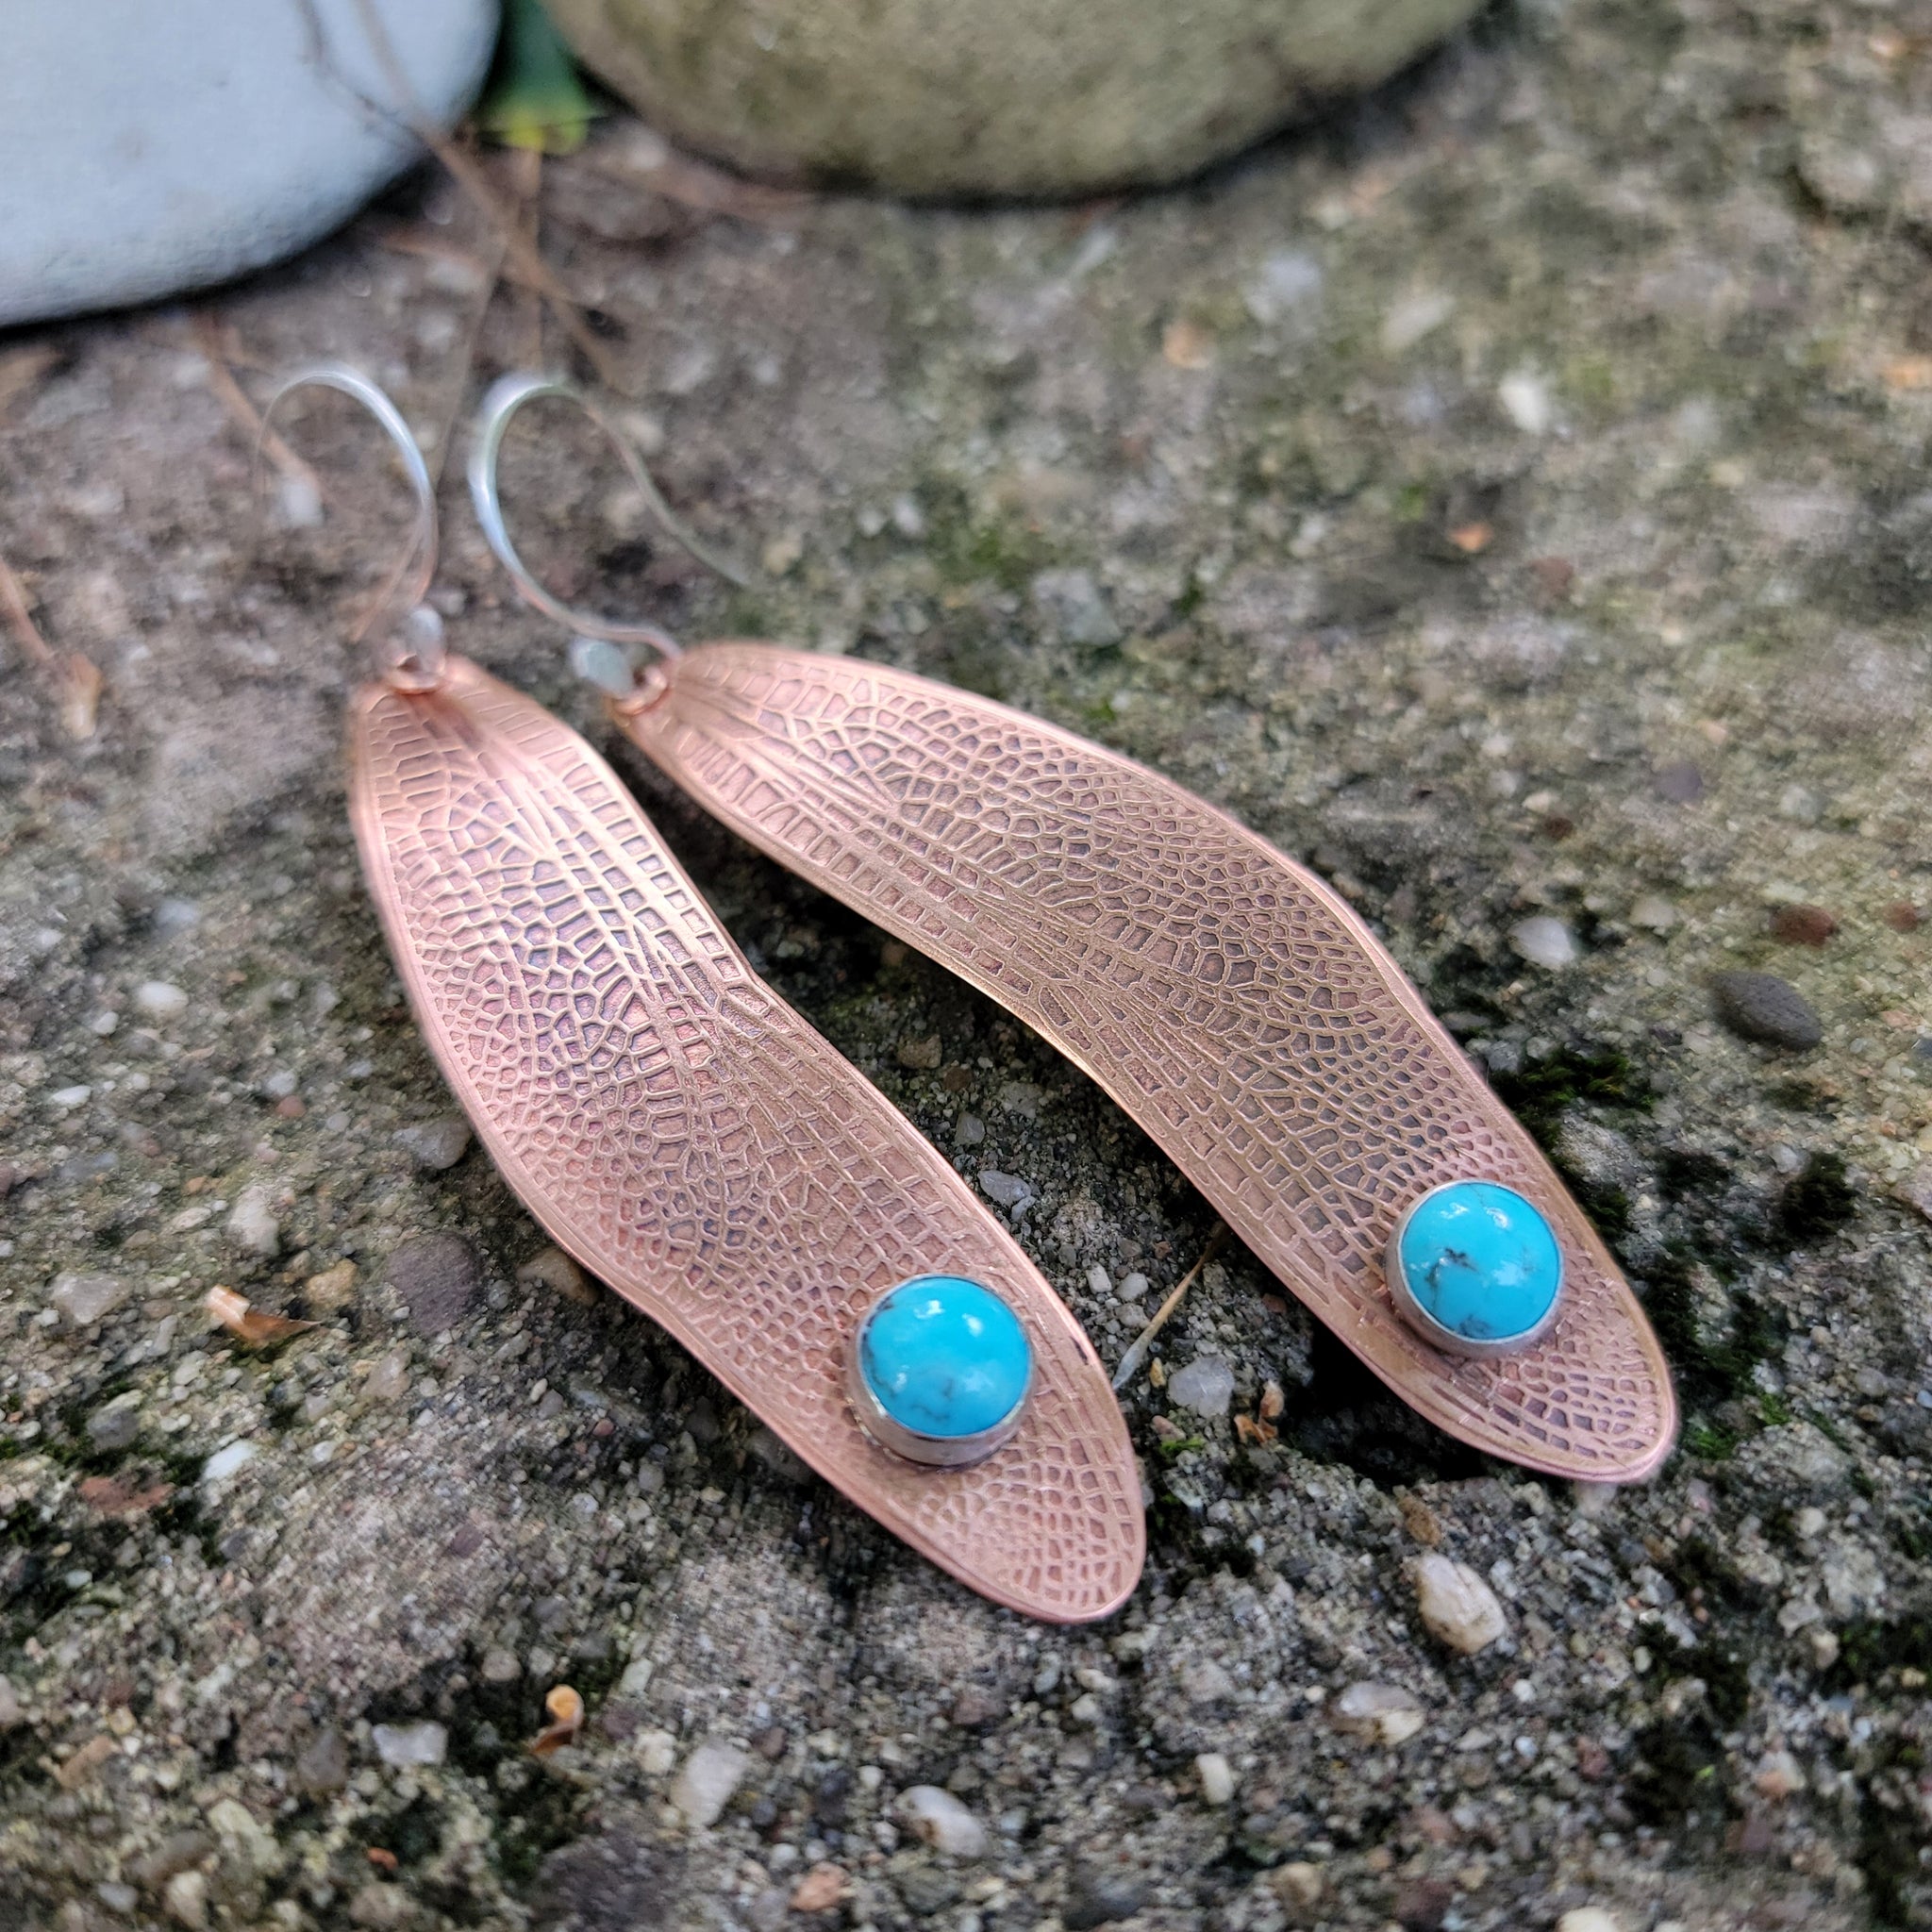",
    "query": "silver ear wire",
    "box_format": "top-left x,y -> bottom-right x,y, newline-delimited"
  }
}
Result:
261,363 -> 445,689
467,371 -> 747,670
